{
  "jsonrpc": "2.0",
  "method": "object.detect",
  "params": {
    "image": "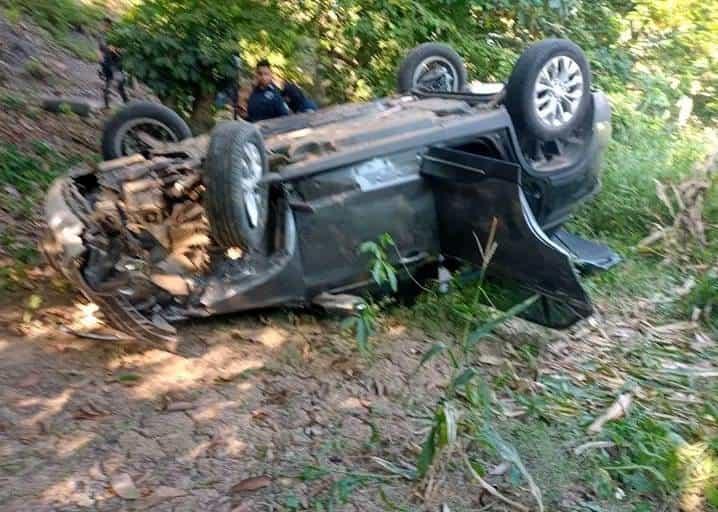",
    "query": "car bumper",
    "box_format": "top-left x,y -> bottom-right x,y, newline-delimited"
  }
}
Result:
41,176 -> 178,343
